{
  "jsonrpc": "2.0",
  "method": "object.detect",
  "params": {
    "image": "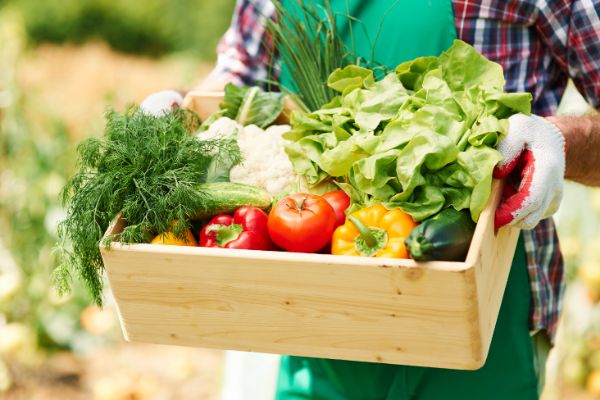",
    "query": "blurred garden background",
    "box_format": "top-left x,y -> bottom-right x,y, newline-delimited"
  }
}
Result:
0,1 -> 599,399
